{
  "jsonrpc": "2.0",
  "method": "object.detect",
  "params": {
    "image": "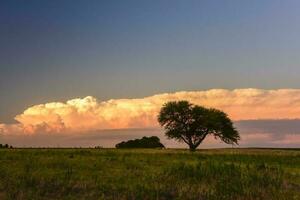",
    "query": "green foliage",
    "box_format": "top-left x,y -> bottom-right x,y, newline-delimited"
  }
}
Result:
0,148 -> 299,199
158,101 -> 240,150
116,136 -> 165,149
0,144 -> 12,149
